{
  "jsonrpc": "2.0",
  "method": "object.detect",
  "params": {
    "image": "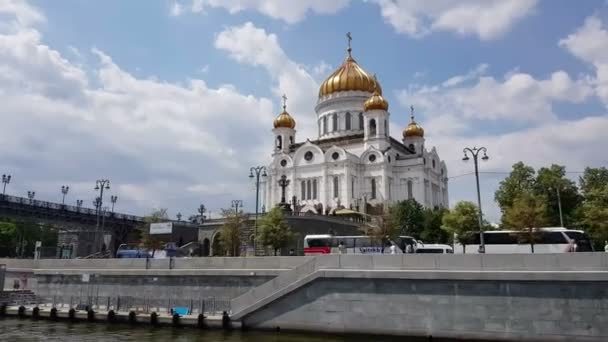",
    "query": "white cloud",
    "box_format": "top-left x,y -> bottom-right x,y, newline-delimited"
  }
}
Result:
559,16 -> 608,106
215,22 -> 320,139
374,0 -> 538,40
399,67 -> 593,129
0,5 -> 277,215
170,1 -> 184,17
0,0 -> 45,29
172,0 -> 350,23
